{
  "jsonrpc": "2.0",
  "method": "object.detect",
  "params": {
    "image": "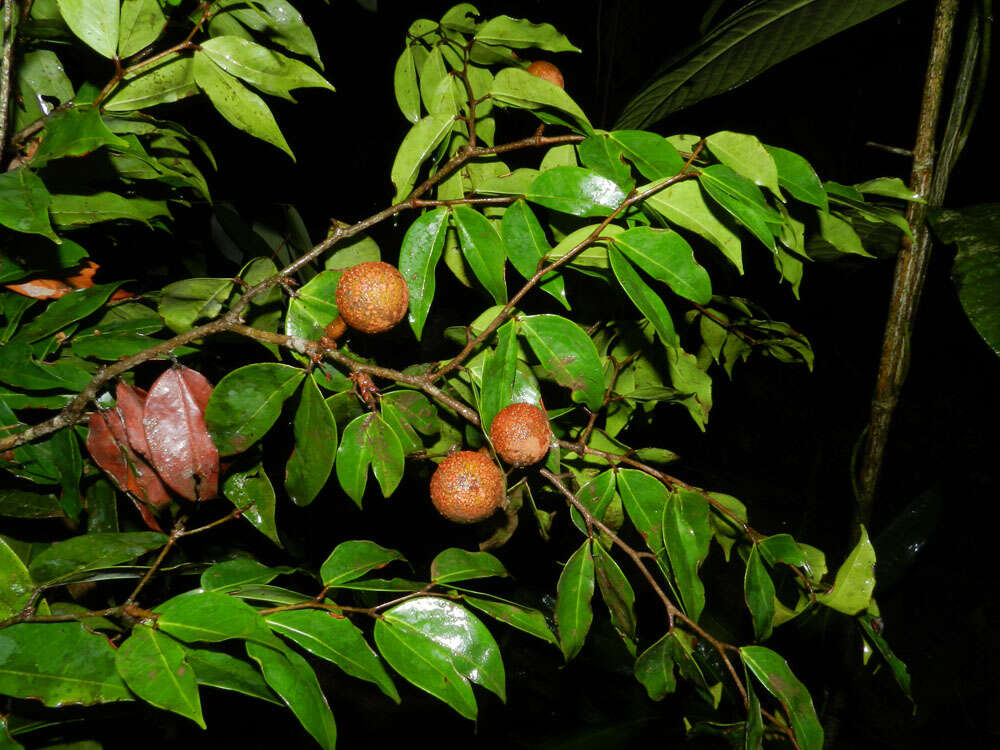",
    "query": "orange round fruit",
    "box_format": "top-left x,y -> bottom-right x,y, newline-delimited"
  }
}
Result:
525,60 -> 564,89
429,450 -> 507,524
490,403 -> 551,467
334,261 -> 409,334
